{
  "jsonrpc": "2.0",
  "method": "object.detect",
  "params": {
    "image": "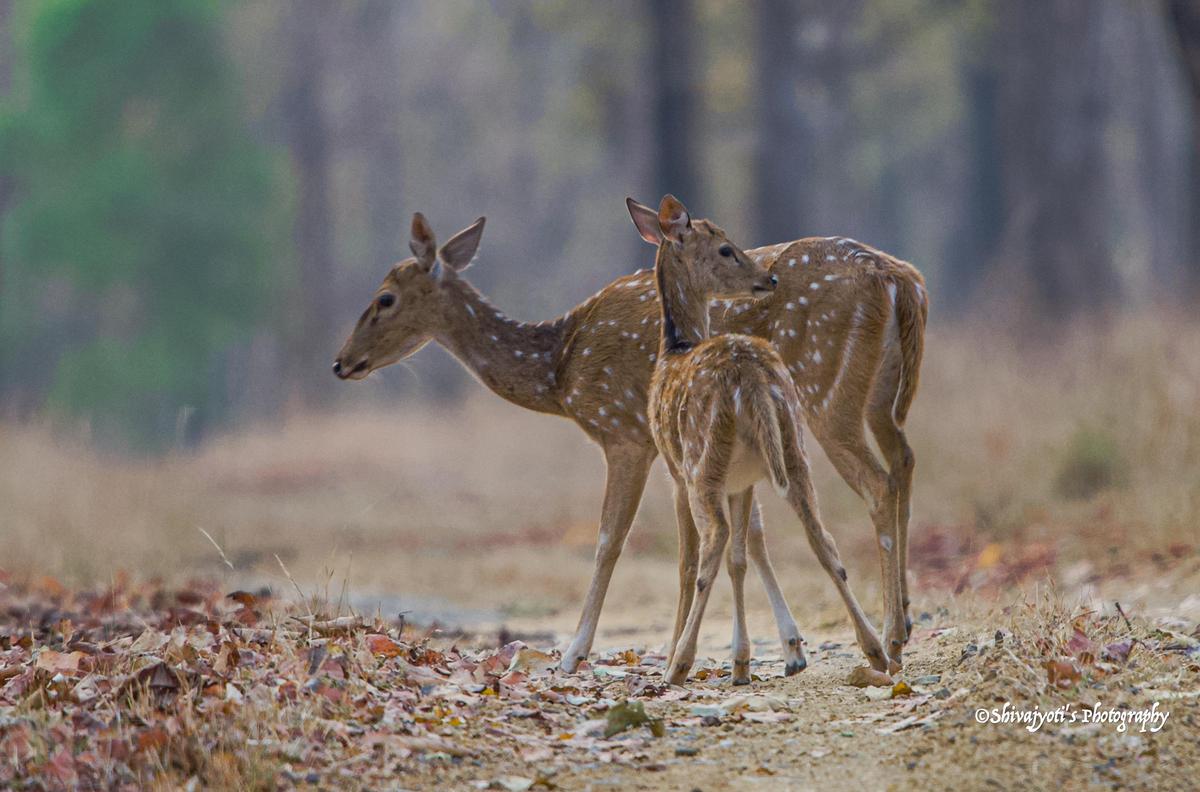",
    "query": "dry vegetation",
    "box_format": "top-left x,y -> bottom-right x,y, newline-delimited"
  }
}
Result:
2,317 -> 1199,789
